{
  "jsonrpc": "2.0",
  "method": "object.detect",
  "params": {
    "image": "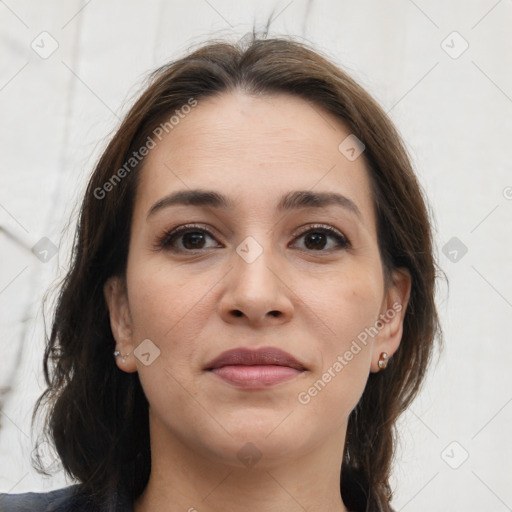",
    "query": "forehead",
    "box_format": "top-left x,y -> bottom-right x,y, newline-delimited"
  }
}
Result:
134,92 -> 375,227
